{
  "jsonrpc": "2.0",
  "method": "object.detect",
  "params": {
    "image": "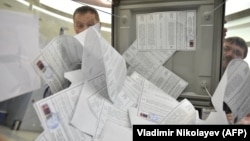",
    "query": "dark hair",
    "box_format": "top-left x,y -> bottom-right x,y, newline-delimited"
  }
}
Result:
224,36 -> 248,59
73,5 -> 100,22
